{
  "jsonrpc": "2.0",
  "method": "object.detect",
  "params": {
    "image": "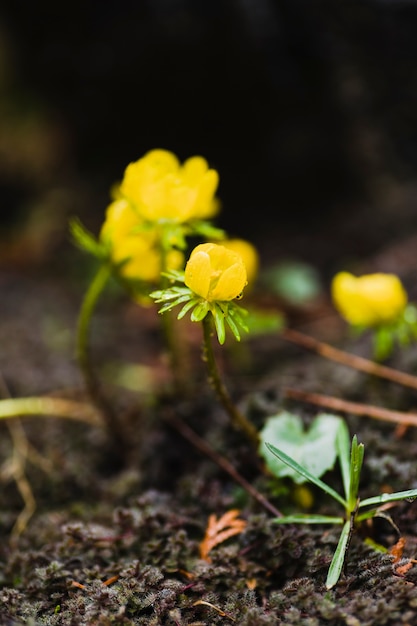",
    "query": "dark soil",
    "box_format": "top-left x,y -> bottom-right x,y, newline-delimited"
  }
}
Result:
2,234 -> 417,626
